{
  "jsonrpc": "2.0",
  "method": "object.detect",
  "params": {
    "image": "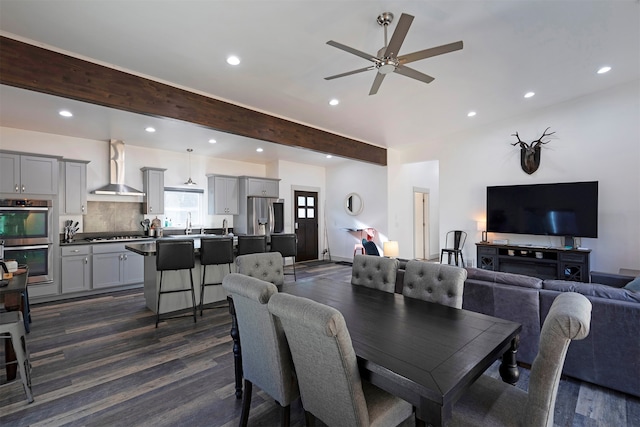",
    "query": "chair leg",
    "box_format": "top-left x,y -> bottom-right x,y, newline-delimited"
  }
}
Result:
292,256 -> 296,281
200,265 -> 207,317
156,271 -> 163,328
459,251 -> 465,267
440,250 -> 444,264
240,379 -> 253,427
189,269 -> 197,323
10,324 -> 33,403
280,403 -> 291,427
